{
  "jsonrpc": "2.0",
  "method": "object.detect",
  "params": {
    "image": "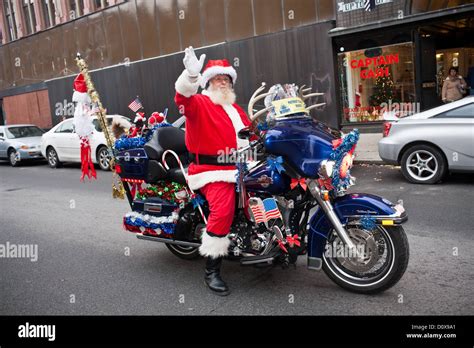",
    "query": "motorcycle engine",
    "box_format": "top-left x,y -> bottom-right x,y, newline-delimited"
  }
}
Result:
229,221 -> 271,256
